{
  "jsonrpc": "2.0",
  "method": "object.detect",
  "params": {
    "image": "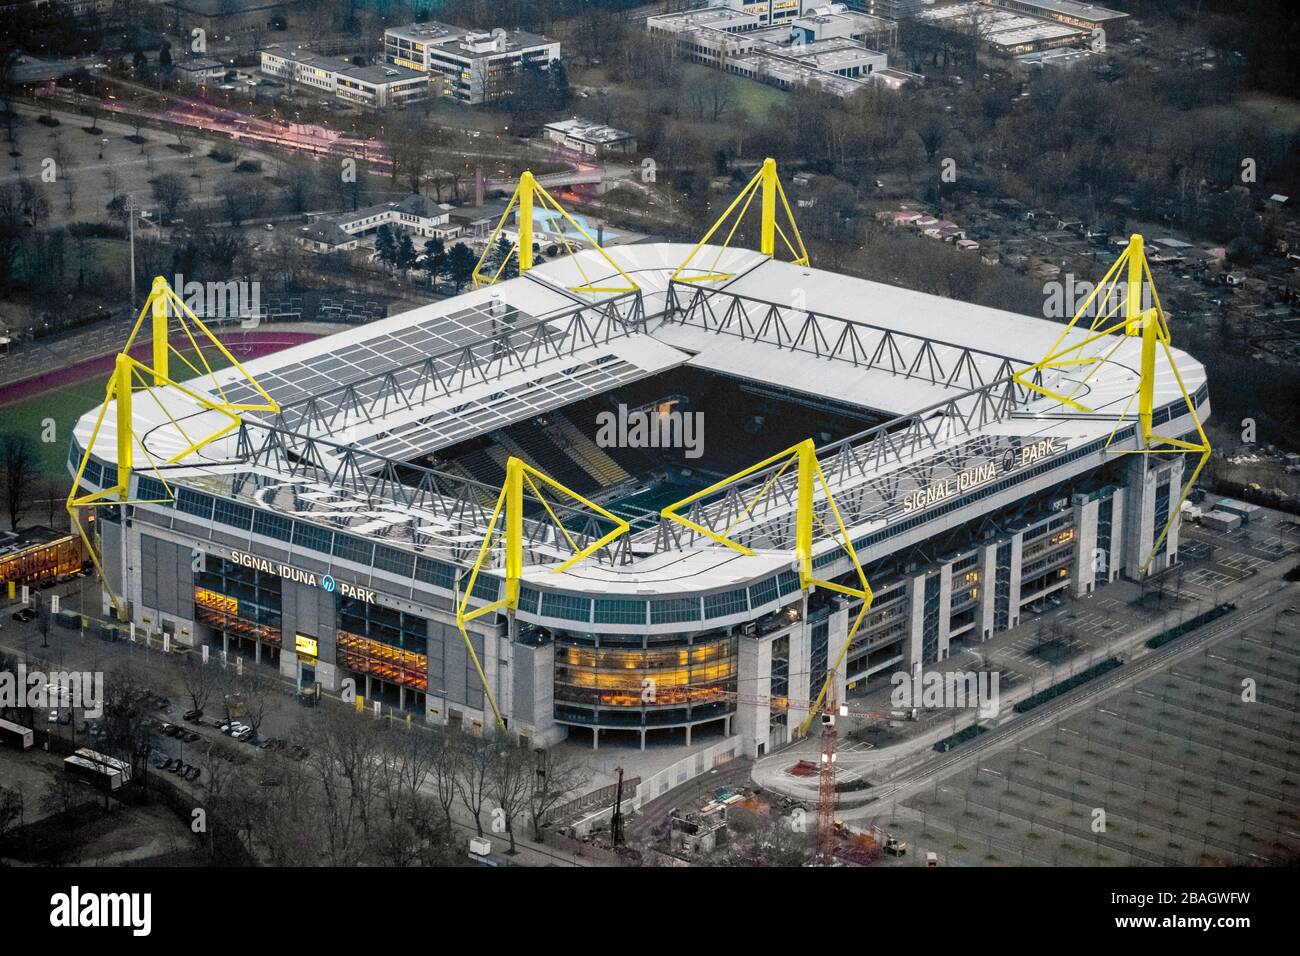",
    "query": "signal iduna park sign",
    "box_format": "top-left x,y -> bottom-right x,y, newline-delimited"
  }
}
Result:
901,438 -> 1065,515
229,549 -> 377,603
